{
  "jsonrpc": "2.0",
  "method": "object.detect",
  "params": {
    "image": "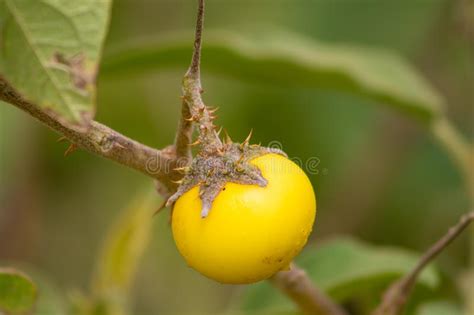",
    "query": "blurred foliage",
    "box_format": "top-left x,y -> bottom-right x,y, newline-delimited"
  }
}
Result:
1,0 -> 473,315
242,238 -> 439,314
90,191 -> 159,314
0,268 -> 37,314
103,30 -> 443,122
417,301 -> 463,315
